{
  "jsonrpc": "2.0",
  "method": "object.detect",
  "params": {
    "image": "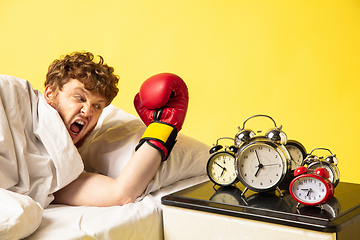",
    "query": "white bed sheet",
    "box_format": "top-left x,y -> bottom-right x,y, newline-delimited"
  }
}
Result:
26,175 -> 208,240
